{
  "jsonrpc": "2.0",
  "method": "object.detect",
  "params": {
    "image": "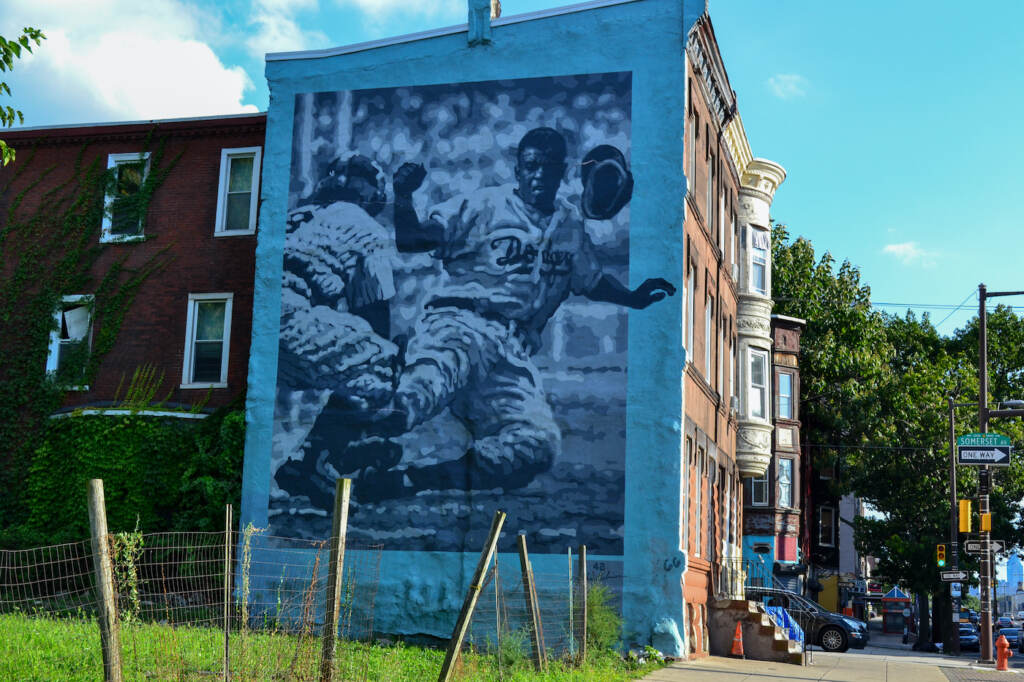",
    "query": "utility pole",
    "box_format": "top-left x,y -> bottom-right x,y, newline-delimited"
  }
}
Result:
976,283 -> 1024,664
978,283 -> 993,664
948,396 -> 962,657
